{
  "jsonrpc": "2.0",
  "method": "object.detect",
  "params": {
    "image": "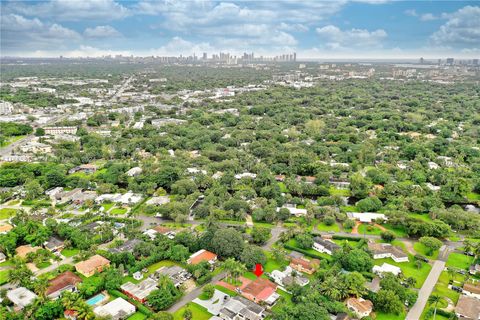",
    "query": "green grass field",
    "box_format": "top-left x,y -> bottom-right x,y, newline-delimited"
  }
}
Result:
173,303 -> 212,320
446,253 -> 474,270
414,242 -> 439,259
358,224 -> 383,235
278,182 -> 288,193
466,192 -> 480,201
264,251 -> 288,273
102,203 -> 114,211
126,312 -> 147,320
0,270 -> 10,285
0,208 -> 17,220
316,221 -> 340,232
110,207 -> 128,215
329,187 -> 350,196
214,285 -> 238,296
376,312 -> 406,320
430,271 -> 464,304
381,223 -> 408,237
374,254 -> 432,288
409,213 -> 433,222
61,248 -> 80,257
